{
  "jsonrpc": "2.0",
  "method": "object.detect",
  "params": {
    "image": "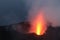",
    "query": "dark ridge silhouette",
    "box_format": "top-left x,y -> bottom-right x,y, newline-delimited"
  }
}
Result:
0,22 -> 60,40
